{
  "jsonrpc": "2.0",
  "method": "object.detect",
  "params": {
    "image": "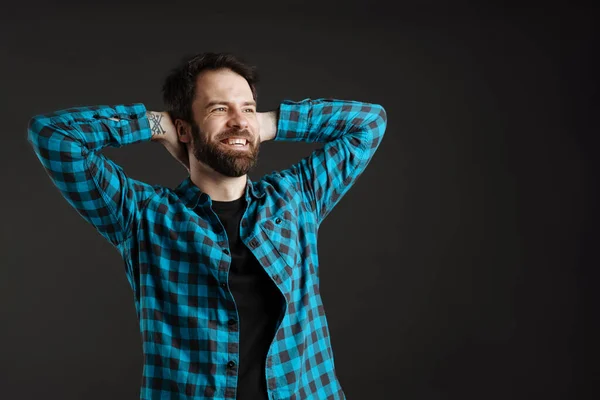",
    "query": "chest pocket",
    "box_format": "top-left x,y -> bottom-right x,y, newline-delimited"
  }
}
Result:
260,210 -> 300,268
